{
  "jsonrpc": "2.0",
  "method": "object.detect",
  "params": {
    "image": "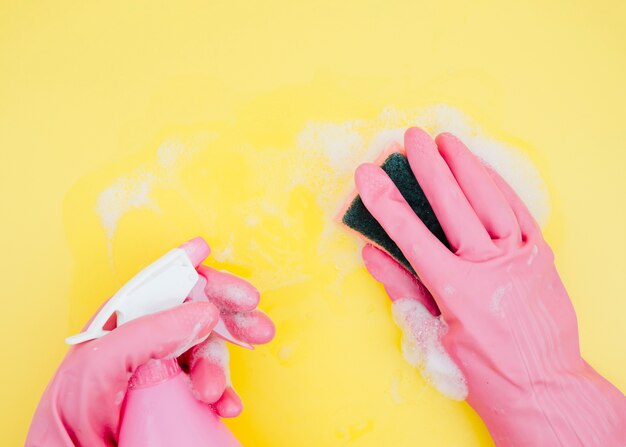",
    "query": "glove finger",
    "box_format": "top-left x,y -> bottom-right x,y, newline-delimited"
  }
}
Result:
197,265 -> 260,312
484,164 -> 542,241
435,132 -> 521,243
404,127 -> 498,260
223,310 -> 275,345
179,237 -> 211,267
99,301 -> 219,373
188,334 -> 229,404
362,244 -> 440,316
214,387 -> 243,418
354,162 -> 458,287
